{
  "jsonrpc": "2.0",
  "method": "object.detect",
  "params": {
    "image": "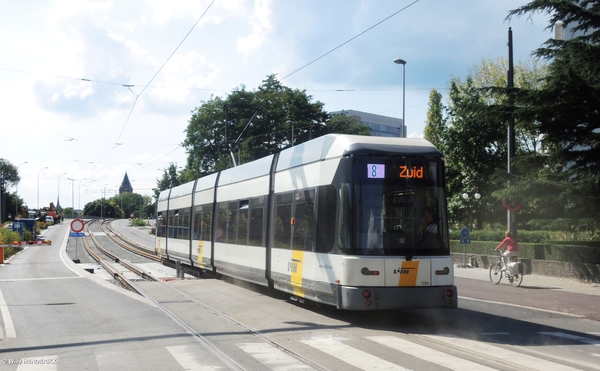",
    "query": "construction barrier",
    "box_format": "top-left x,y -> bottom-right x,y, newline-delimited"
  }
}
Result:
0,240 -> 52,247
